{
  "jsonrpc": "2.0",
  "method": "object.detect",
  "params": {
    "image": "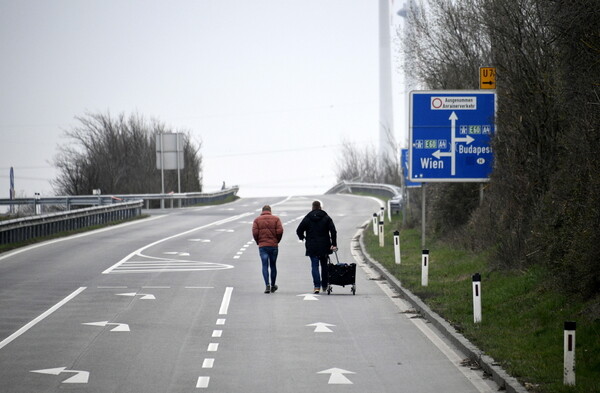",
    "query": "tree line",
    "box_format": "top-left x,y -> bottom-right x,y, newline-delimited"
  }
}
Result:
53,112 -> 202,197
336,0 -> 599,299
